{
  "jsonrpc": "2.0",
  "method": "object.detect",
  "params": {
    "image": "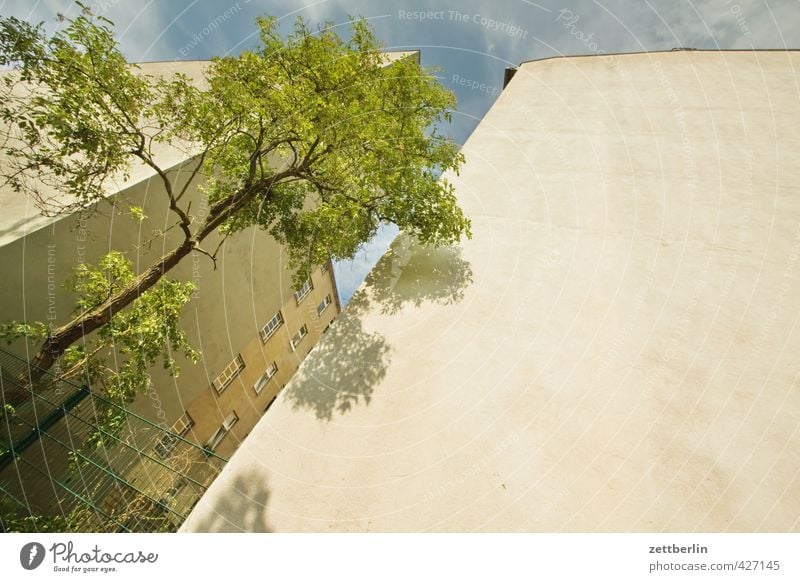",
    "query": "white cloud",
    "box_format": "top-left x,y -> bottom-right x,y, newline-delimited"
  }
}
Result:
595,0 -> 800,50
